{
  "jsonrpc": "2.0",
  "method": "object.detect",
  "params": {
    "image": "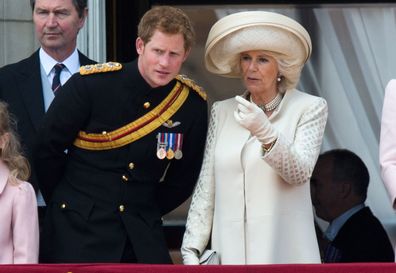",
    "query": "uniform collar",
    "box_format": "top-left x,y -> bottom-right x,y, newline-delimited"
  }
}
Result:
124,60 -> 176,96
